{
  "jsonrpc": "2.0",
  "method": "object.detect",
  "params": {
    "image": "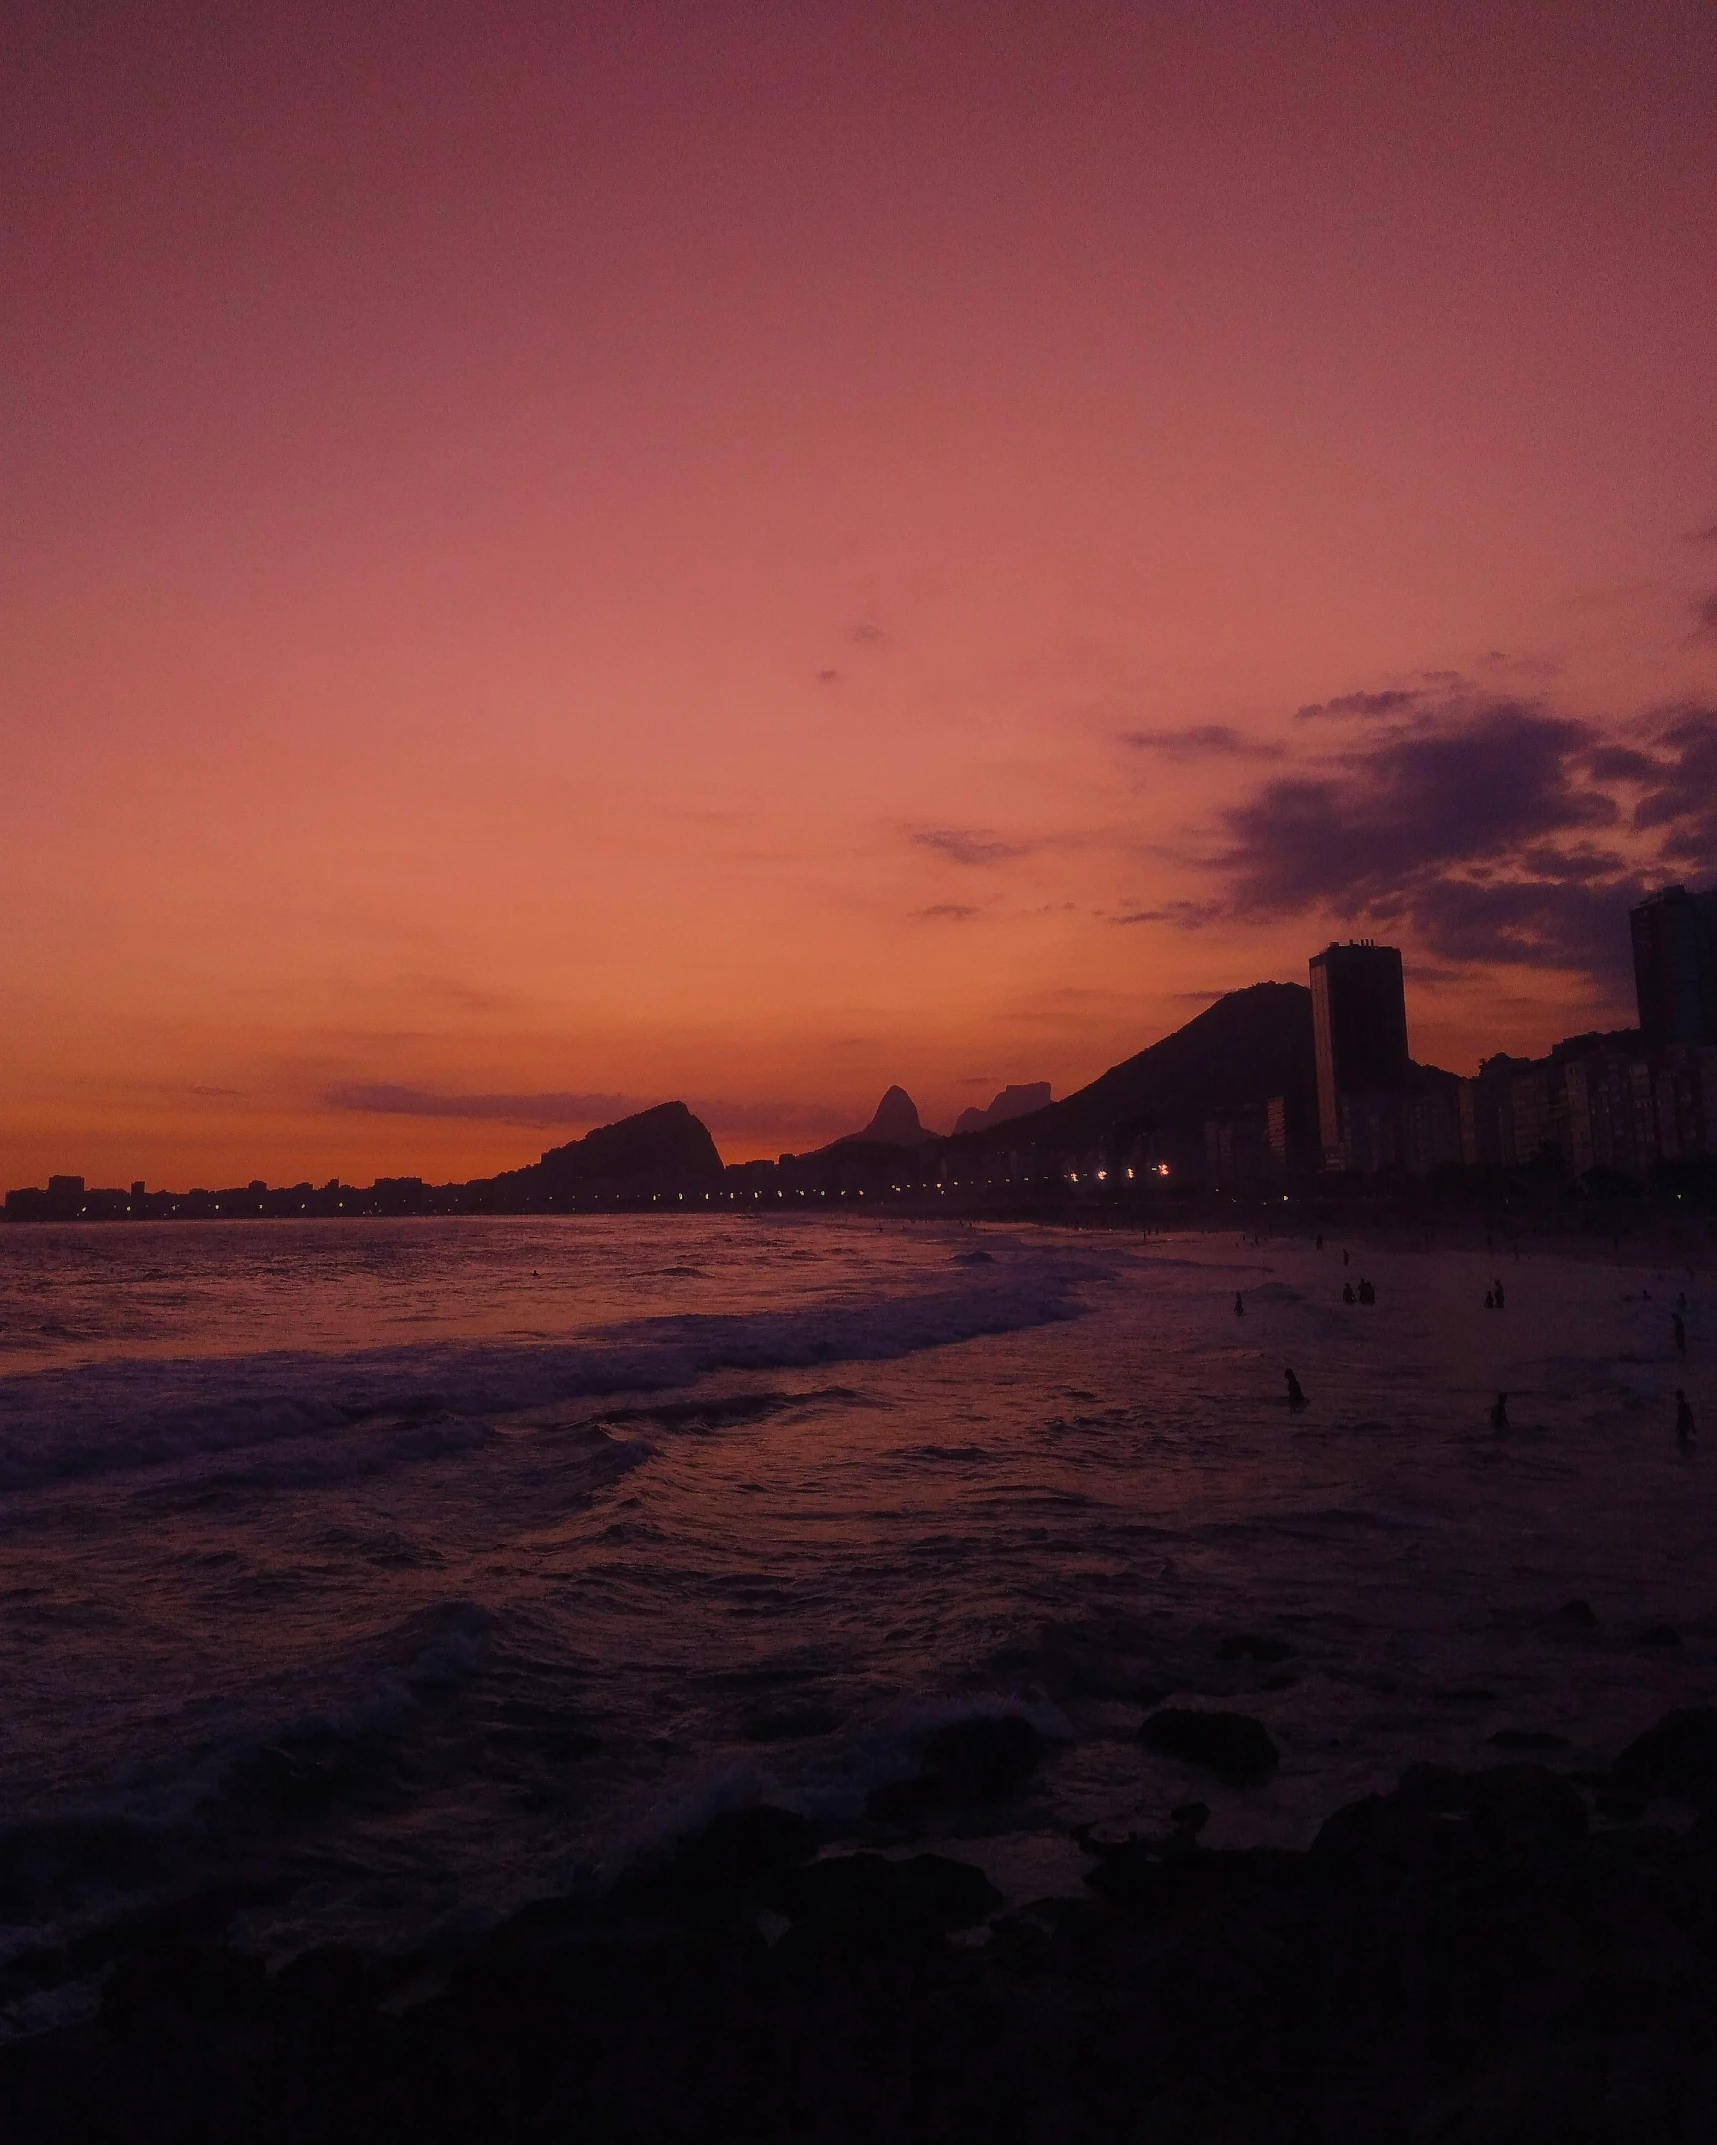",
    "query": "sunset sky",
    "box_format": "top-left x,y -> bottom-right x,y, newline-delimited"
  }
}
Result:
4,0 -> 1716,1185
